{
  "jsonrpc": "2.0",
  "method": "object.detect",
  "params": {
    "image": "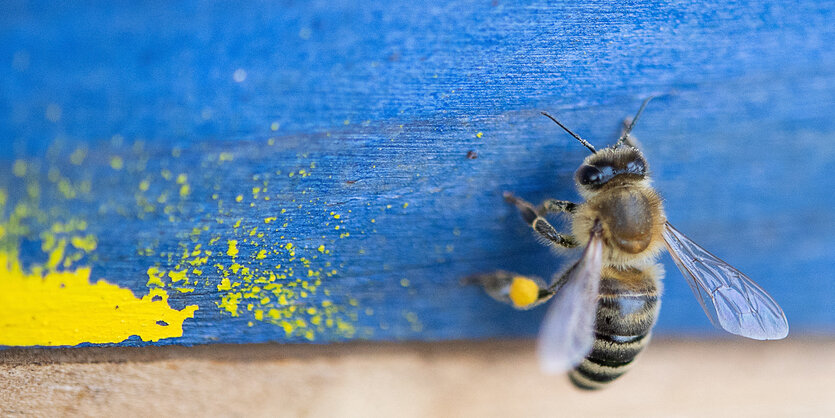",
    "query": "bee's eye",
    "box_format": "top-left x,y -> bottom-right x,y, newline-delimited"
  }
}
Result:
626,159 -> 646,175
577,165 -> 604,185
